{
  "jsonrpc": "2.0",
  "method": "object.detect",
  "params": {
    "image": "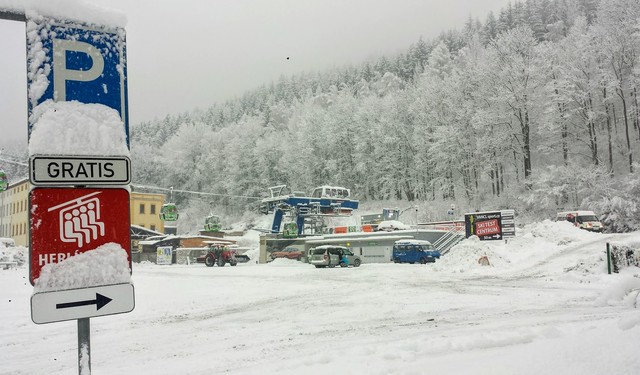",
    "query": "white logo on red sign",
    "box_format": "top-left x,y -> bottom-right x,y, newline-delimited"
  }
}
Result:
475,219 -> 500,236
47,192 -> 106,248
